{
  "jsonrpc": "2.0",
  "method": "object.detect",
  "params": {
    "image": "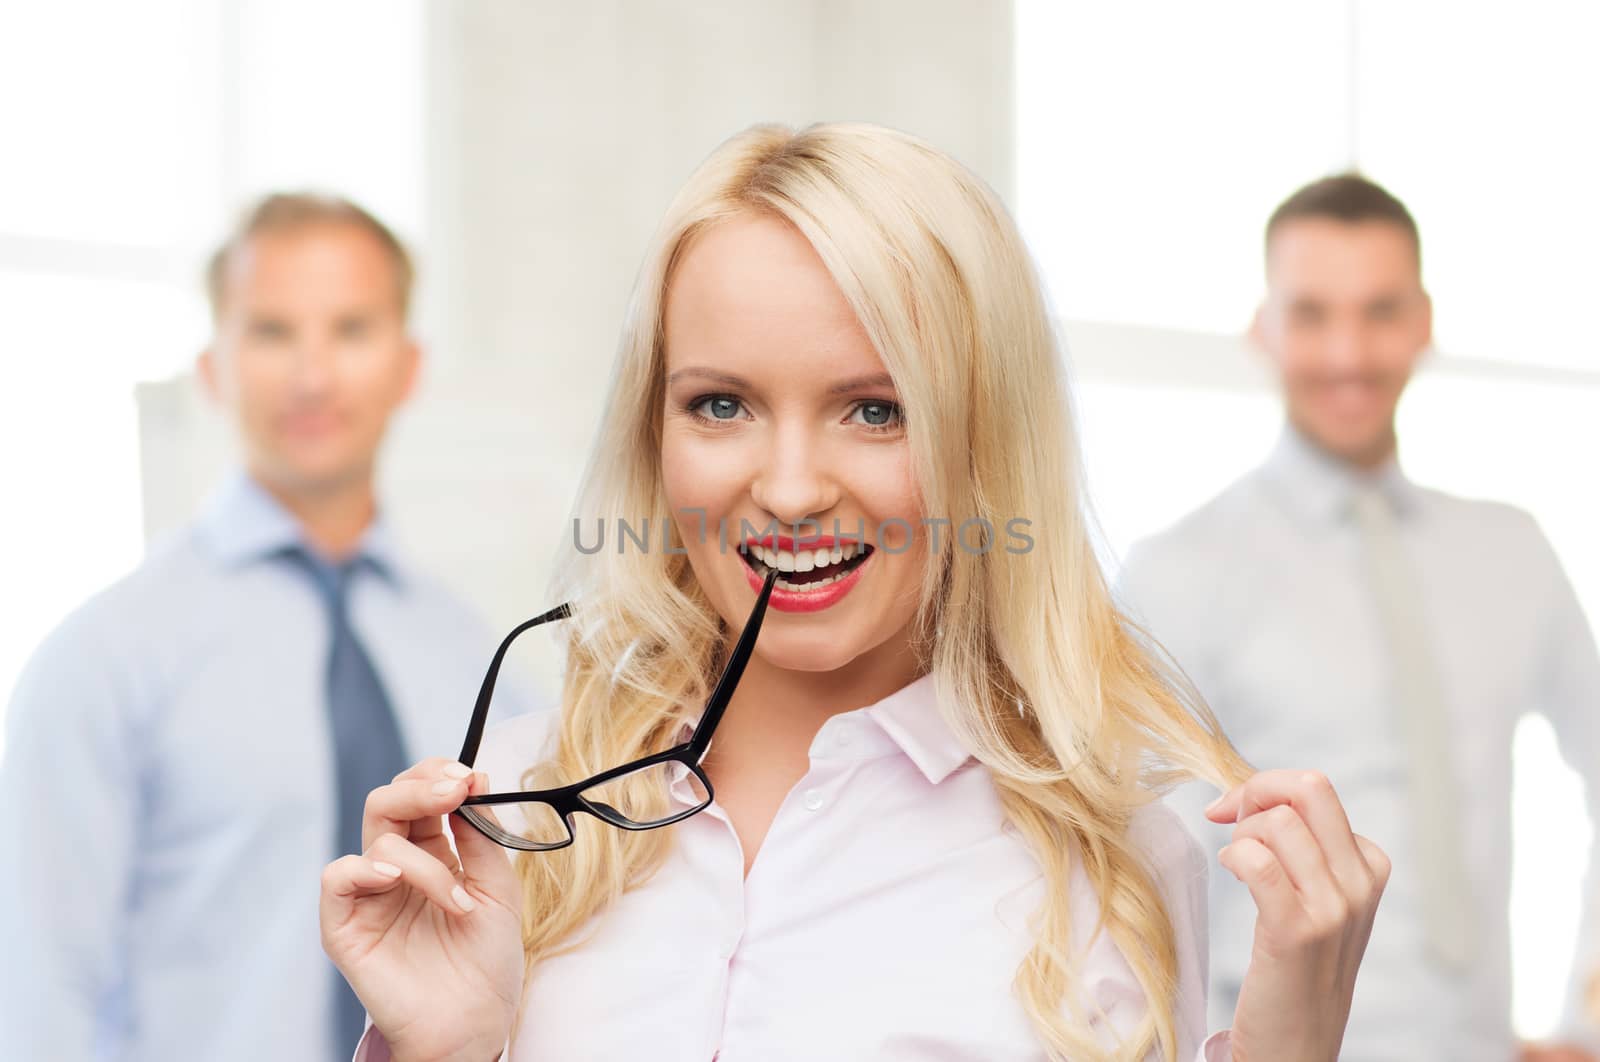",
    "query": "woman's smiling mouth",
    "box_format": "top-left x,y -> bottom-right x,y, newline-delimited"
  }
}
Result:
737,534 -> 875,612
